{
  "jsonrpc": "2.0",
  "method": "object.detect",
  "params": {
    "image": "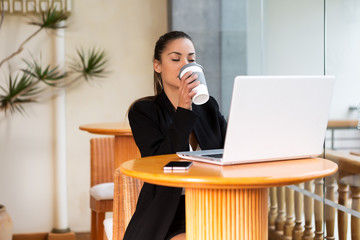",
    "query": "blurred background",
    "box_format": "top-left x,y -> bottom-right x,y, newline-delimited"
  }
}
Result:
0,0 -> 359,235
